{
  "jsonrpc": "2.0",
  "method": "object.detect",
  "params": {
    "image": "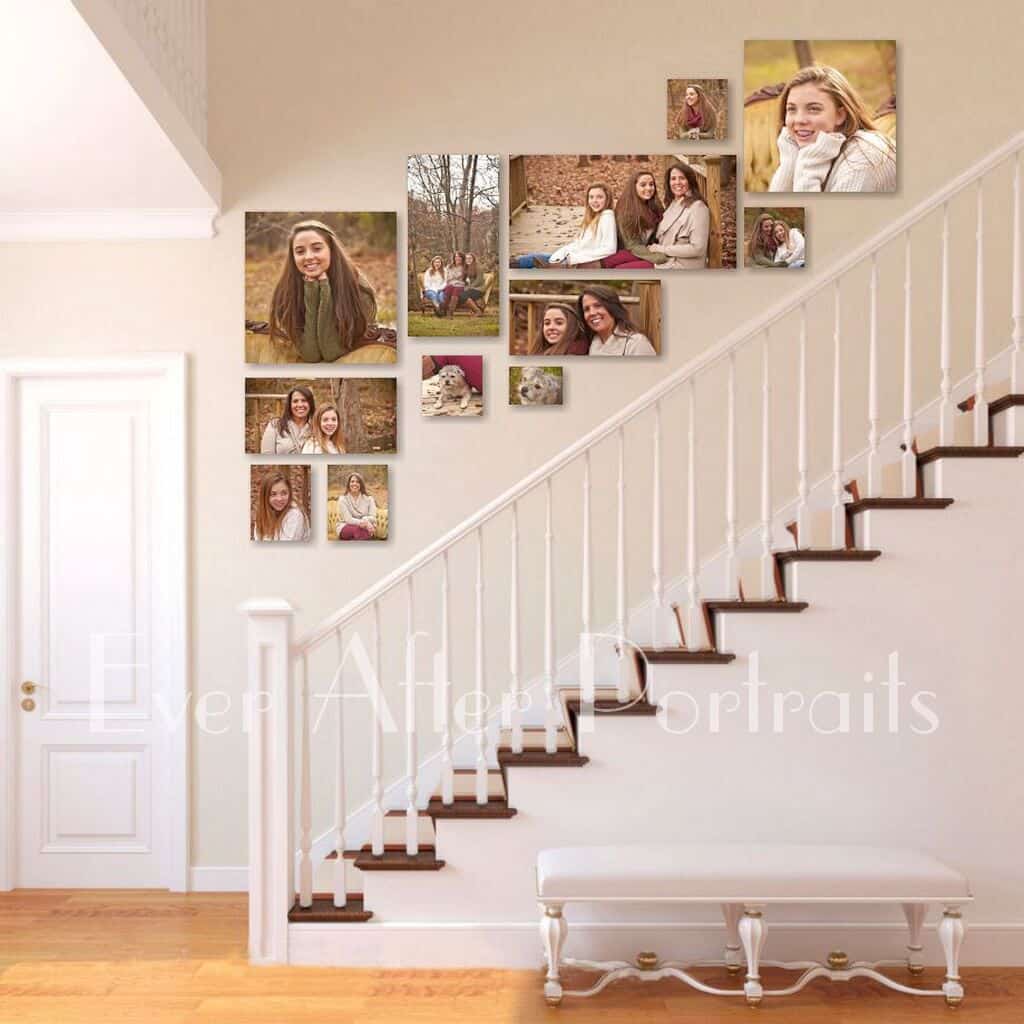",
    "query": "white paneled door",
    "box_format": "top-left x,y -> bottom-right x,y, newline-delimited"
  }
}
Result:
1,356 -> 187,890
